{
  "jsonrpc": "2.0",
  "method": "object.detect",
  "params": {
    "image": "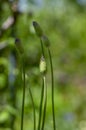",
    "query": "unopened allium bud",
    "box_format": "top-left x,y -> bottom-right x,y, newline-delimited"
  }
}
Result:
15,38 -> 24,54
41,35 -> 50,47
39,56 -> 47,75
33,21 -> 43,37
